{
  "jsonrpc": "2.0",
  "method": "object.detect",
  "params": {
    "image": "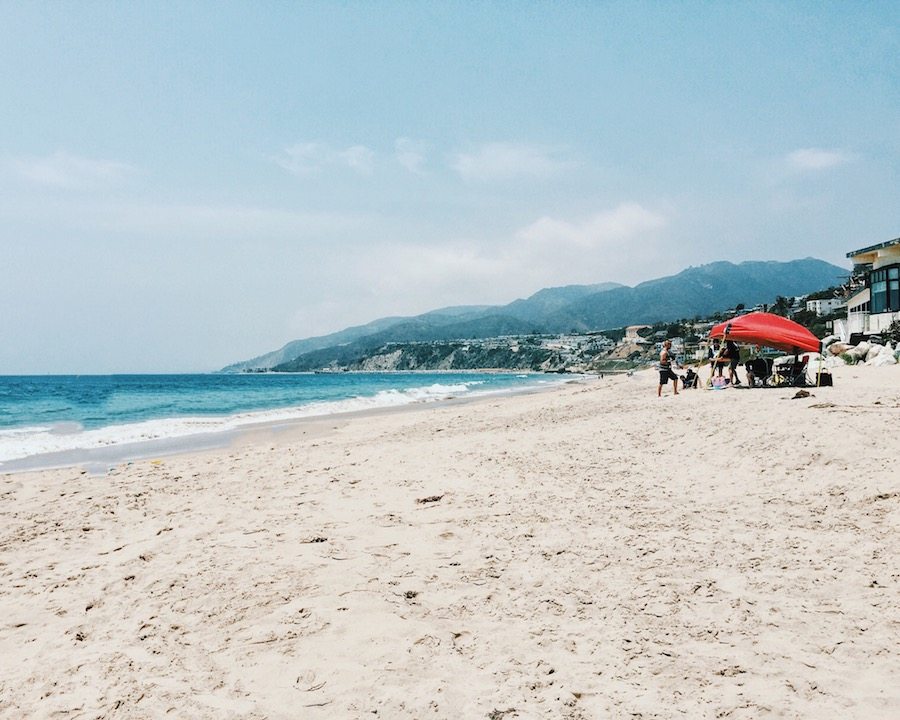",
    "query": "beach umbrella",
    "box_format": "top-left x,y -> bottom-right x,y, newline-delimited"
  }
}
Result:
709,312 -> 821,354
